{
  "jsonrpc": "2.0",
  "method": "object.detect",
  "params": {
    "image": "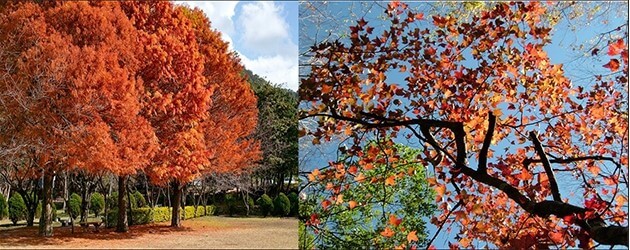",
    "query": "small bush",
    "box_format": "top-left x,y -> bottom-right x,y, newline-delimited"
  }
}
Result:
287,192 -> 299,216
68,193 -> 81,220
225,193 -> 237,216
180,206 -> 196,219
107,192 -> 118,210
153,207 -> 171,223
90,193 -> 105,217
206,205 -> 216,216
274,193 -> 291,217
195,206 -> 206,217
8,193 -> 26,225
133,191 -> 147,208
257,194 -> 274,217
0,193 -> 7,220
